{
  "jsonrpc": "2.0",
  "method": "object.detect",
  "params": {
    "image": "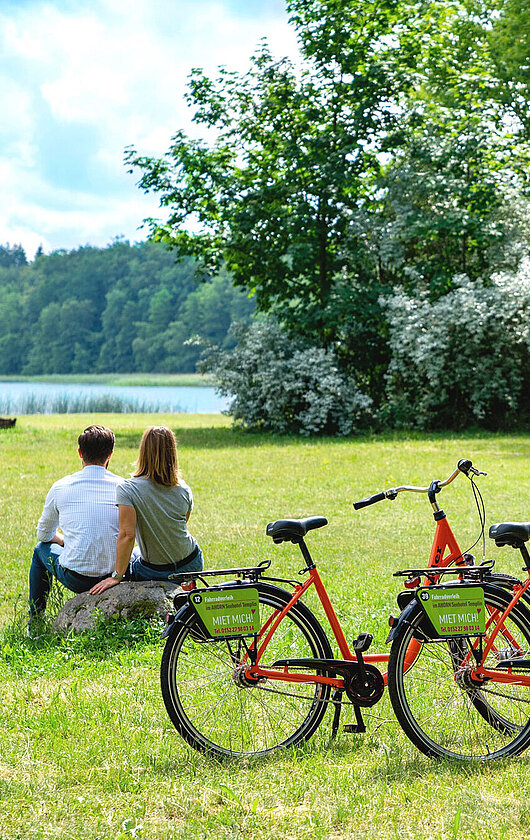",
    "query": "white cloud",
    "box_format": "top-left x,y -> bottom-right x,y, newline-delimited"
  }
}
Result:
0,0 -> 299,258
